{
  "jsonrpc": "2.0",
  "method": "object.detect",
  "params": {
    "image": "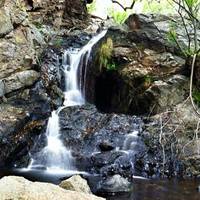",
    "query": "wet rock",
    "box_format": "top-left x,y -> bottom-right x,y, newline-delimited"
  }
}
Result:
59,175 -> 92,194
0,79 -> 51,167
0,102 -> 47,167
0,104 -> 29,165
99,141 -> 115,152
98,175 -> 131,193
57,104 -> 144,181
0,176 -> 105,200
91,151 -> 126,168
